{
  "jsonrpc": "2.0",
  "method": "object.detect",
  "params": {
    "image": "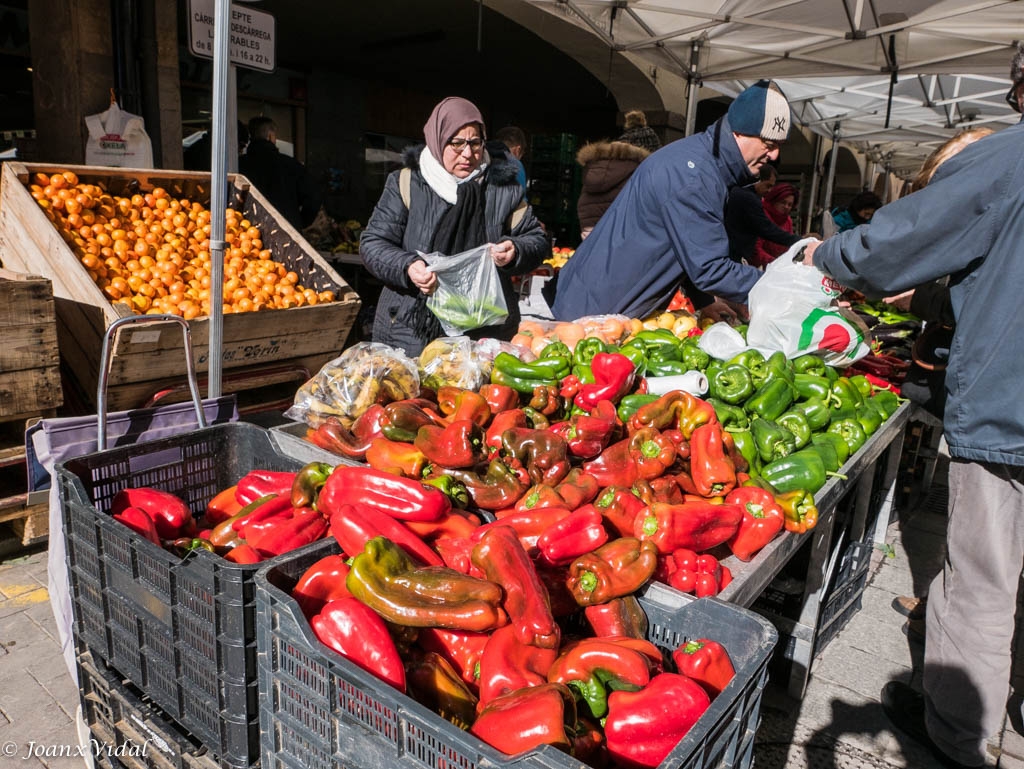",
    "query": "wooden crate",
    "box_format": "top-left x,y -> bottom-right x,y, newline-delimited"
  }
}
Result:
0,414 -> 53,551
0,162 -> 361,411
0,269 -> 62,418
